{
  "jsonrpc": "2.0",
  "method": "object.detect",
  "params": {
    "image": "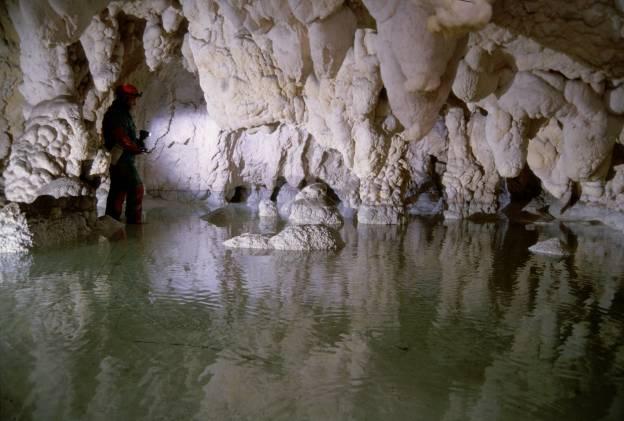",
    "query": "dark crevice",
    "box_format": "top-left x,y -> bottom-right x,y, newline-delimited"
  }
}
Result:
505,165 -> 542,205
270,176 -> 287,201
605,143 -> 624,182
228,186 -> 250,203
314,178 -> 341,205
404,155 -> 444,206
